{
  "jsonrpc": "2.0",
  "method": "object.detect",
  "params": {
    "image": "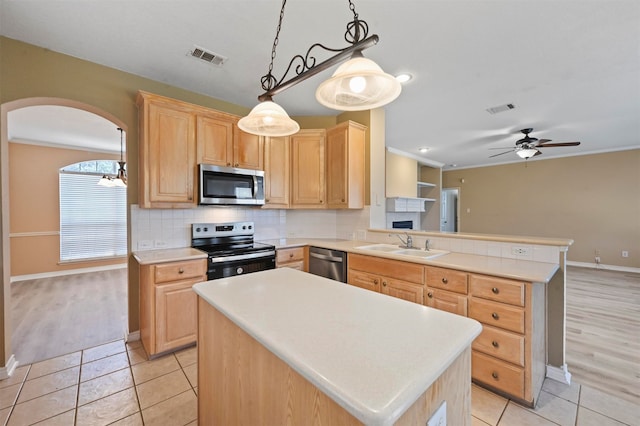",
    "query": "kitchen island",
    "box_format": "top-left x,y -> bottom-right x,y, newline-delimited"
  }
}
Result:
193,268 -> 482,425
